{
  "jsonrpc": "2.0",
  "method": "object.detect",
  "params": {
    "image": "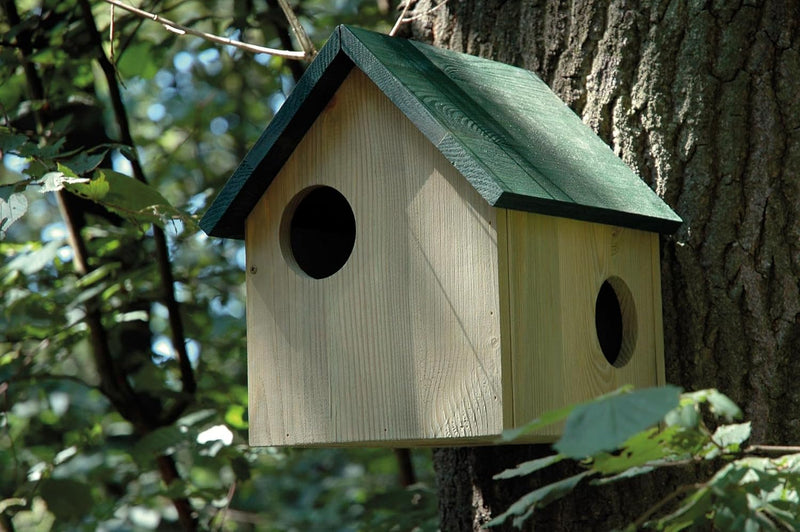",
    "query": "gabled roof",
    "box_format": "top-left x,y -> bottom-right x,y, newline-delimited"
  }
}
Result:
200,25 -> 681,239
